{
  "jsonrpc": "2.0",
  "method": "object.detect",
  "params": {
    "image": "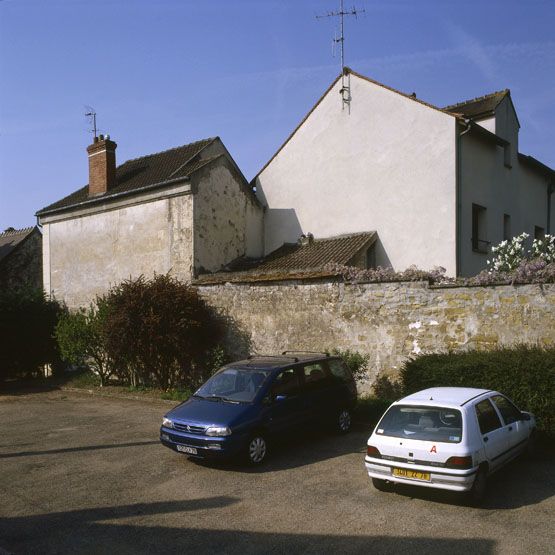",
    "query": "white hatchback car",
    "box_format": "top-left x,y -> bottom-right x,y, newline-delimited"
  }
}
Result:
365,387 -> 536,503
